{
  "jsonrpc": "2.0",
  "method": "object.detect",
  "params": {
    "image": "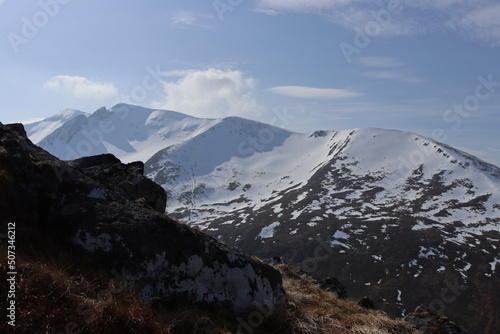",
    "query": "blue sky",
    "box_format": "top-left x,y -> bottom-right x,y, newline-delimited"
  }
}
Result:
1,0 -> 499,166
